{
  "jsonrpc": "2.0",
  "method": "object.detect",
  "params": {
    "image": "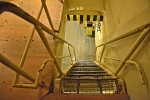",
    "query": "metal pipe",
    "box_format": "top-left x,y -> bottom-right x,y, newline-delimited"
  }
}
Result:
63,61 -> 76,75
35,25 -> 63,75
41,0 -> 55,33
67,44 -> 73,64
56,56 -> 70,59
0,1 -> 73,46
96,23 -> 150,48
126,60 -> 145,84
0,53 -> 35,83
101,56 -> 145,84
13,59 -> 53,88
13,3 -> 44,86
72,46 -> 77,61
103,56 -> 122,62
94,47 -> 97,61
95,55 -> 101,57
115,28 -> 150,75
99,45 -> 105,63
19,4 -> 44,68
